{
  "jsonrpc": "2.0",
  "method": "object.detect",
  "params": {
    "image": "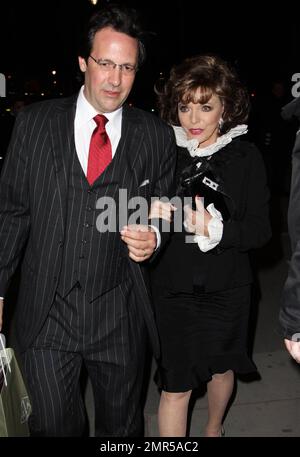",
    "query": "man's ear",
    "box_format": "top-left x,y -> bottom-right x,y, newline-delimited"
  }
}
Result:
78,56 -> 87,73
